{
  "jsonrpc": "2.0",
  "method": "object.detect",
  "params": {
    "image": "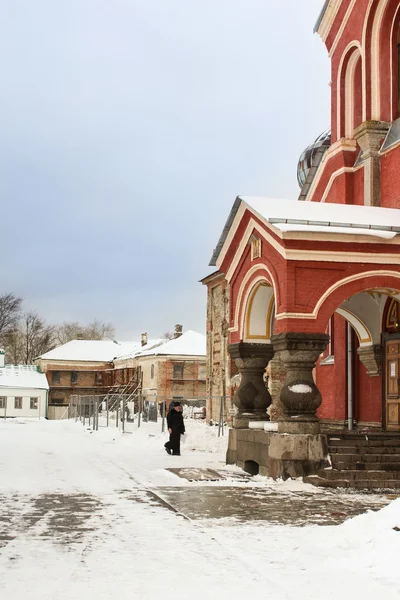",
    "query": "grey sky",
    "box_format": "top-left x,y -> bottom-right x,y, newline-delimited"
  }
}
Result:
1,0 -> 330,340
